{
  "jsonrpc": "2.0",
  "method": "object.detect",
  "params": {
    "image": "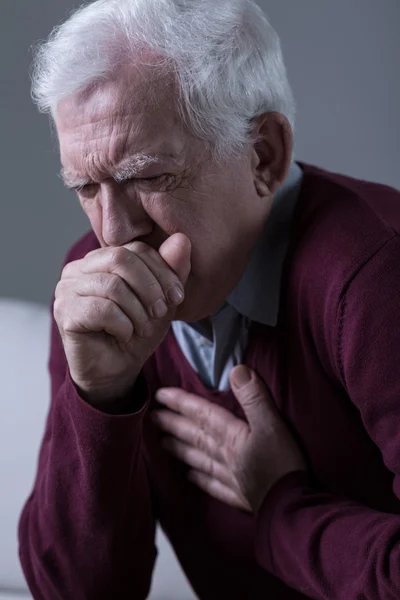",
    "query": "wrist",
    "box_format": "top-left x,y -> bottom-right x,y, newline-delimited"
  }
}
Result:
253,467 -> 308,513
73,372 -> 141,412
256,469 -> 310,513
